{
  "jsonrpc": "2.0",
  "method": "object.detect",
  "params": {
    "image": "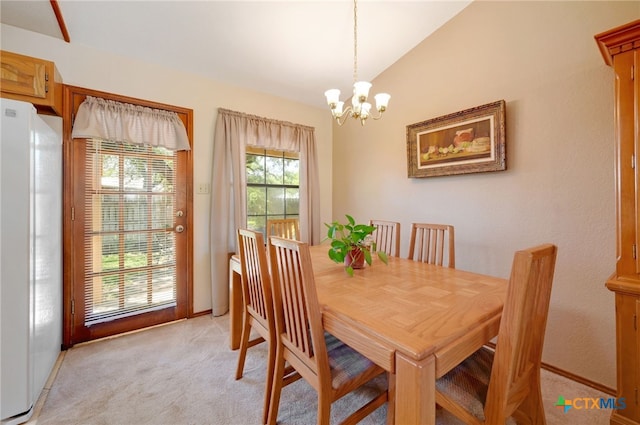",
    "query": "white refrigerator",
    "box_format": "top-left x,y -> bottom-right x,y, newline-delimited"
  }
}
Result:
1,99 -> 62,425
